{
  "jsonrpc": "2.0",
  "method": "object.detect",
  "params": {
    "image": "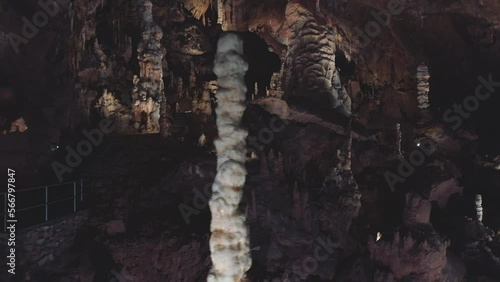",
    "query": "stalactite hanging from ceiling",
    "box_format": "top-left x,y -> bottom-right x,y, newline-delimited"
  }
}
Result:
217,0 -> 225,26
215,0 -> 239,31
